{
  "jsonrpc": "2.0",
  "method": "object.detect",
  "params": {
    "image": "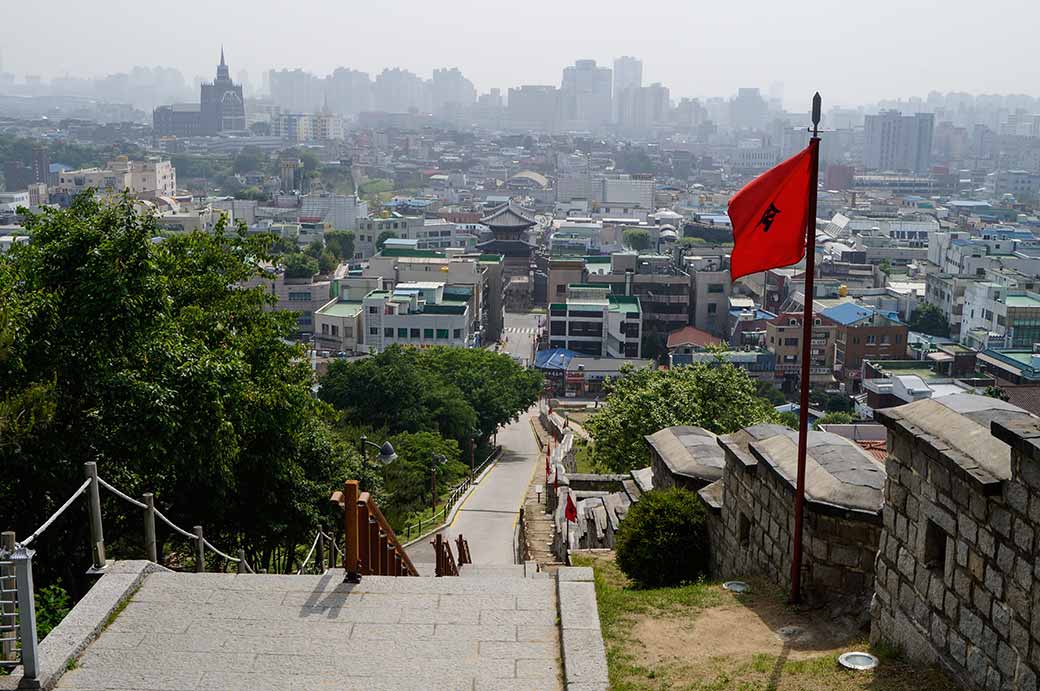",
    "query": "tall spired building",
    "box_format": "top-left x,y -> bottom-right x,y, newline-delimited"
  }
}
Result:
154,47 -> 245,137
200,48 -> 245,133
